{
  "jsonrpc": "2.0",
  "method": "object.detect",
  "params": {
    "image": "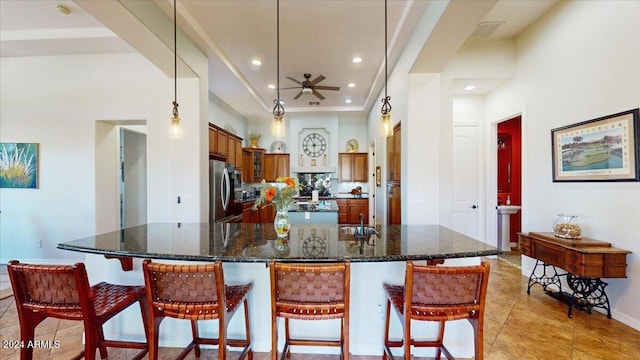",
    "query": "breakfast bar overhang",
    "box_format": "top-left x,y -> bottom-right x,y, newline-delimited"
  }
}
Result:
57,223 -> 500,357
